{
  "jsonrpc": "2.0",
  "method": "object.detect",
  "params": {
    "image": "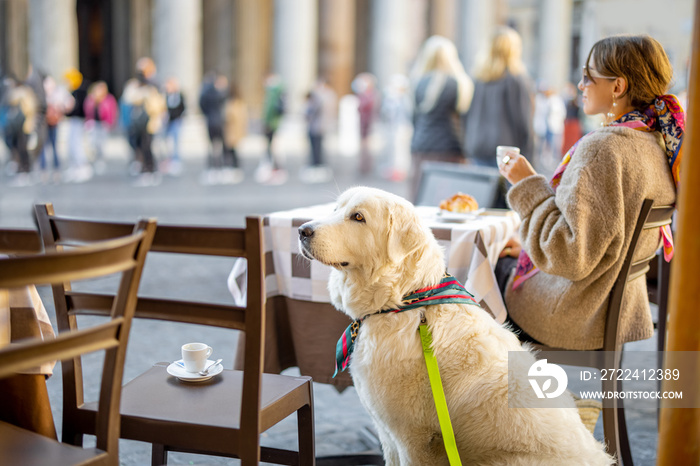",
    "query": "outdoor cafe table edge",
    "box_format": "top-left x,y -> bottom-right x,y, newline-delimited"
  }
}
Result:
230,204 -> 521,391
